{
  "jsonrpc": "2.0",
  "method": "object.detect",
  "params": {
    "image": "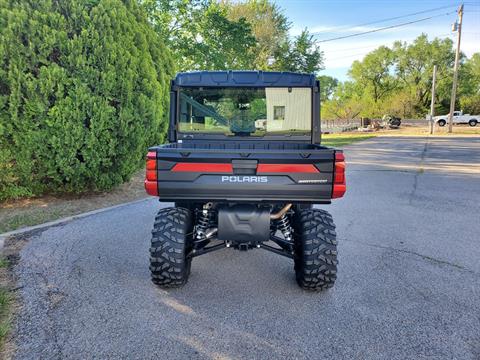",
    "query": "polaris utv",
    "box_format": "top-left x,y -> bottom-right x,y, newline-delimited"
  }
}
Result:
144,71 -> 346,291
